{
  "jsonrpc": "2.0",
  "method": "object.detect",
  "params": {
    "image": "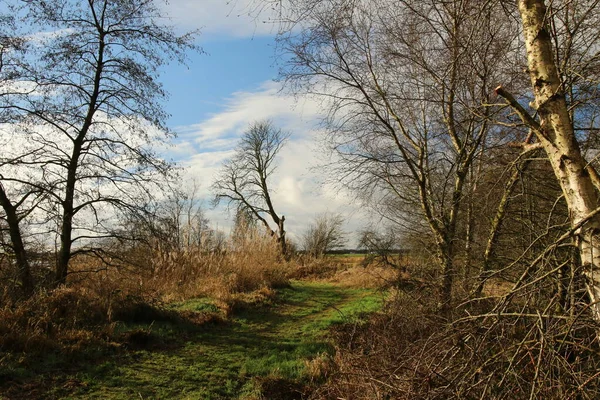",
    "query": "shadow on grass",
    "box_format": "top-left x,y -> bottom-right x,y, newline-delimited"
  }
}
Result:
1,282 -> 381,400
